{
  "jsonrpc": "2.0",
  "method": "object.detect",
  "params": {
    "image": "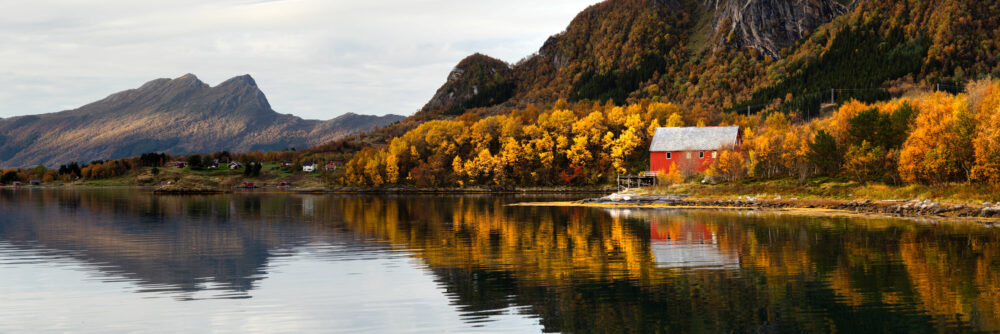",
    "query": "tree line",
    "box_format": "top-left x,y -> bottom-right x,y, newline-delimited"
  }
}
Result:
341,78 -> 1000,189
